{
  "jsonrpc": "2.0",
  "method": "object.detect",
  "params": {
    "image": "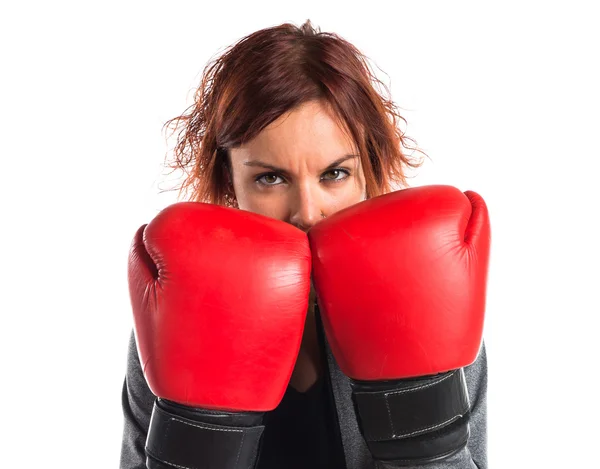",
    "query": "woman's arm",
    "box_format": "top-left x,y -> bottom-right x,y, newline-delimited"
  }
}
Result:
376,343 -> 488,469
120,330 -> 155,469
309,185 -> 491,468
463,342 -> 487,469
122,202 -> 311,469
